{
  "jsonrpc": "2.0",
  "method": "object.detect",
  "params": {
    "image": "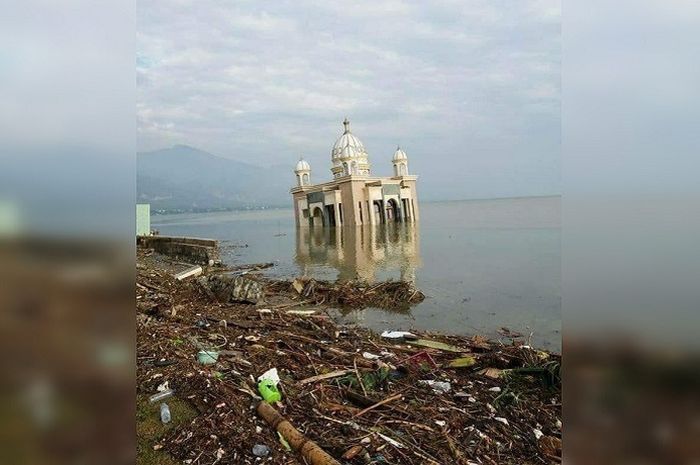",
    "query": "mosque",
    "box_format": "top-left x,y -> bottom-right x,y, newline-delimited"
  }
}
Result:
290,119 -> 420,227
